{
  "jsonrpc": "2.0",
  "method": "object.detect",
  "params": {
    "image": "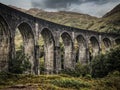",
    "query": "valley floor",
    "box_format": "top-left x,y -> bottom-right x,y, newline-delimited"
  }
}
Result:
0,72 -> 120,90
